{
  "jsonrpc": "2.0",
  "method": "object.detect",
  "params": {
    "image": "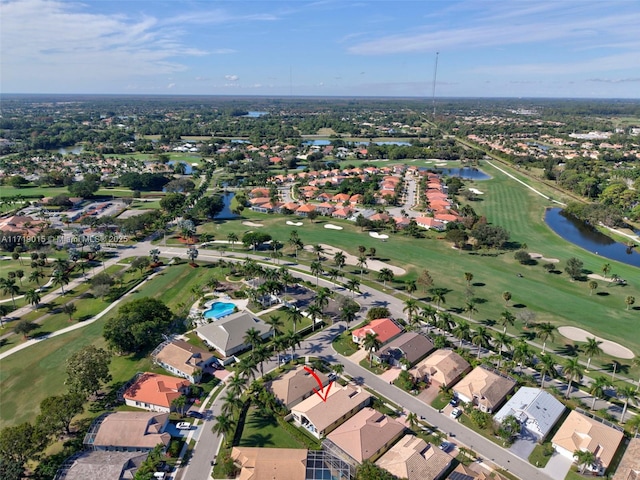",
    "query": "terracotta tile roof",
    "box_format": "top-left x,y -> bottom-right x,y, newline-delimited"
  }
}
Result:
89,411 -> 171,449
231,447 -> 307,480
123,372 -> 190,409
326,408 -> 405,462
352,318 -> 403,344
452,366 -> 516,411
296,203 -> 316,213
154,340 -> 214,377
552,410 -> 624,469
265,365 -> 329,407
375,434 -> 452,480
